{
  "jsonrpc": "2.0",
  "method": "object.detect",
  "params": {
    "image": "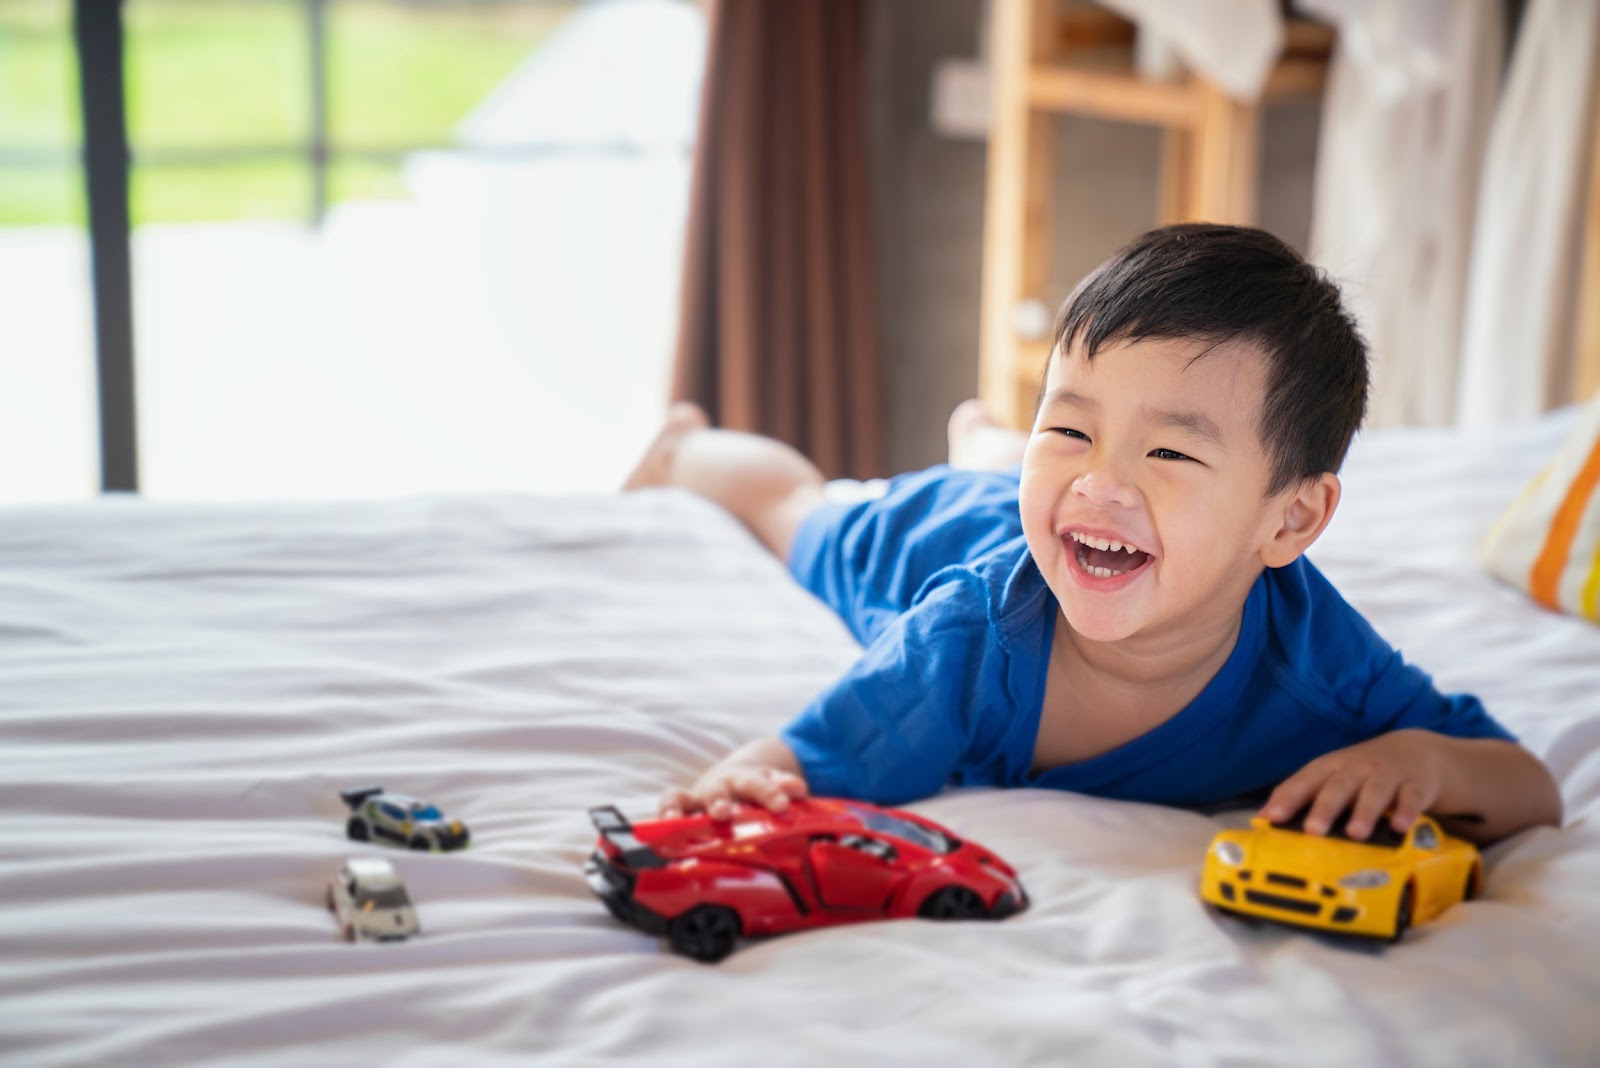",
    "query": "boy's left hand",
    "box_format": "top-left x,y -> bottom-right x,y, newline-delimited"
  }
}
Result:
1258,729 -> 1446,841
